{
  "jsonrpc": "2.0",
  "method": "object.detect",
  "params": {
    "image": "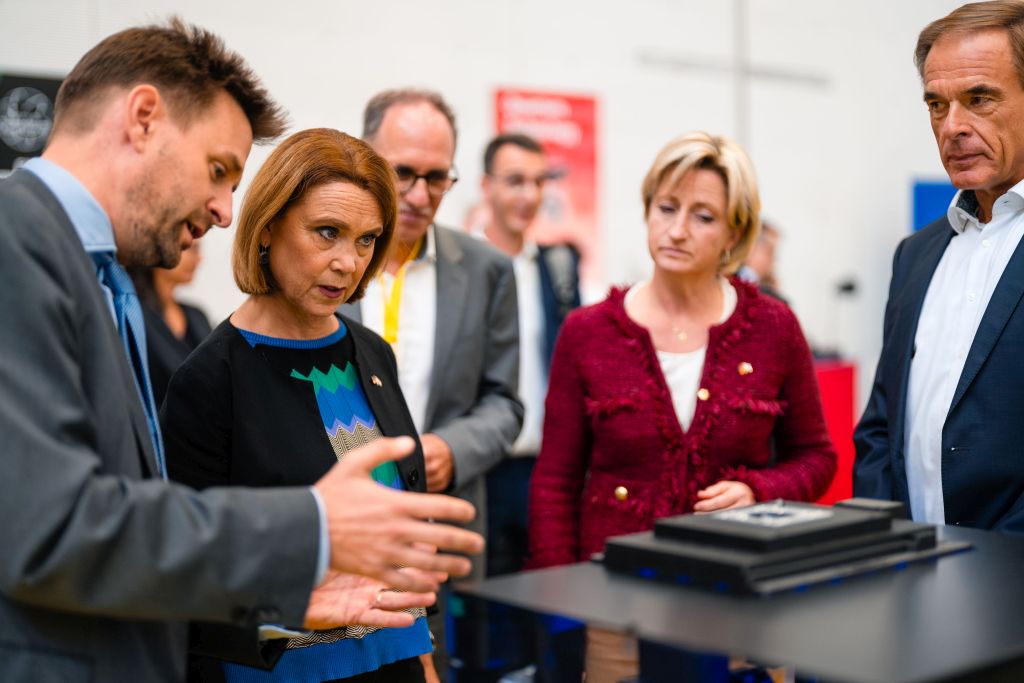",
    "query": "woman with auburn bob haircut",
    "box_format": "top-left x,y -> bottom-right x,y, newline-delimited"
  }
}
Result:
161,128 -> 440,683
527,131 -> 836,682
